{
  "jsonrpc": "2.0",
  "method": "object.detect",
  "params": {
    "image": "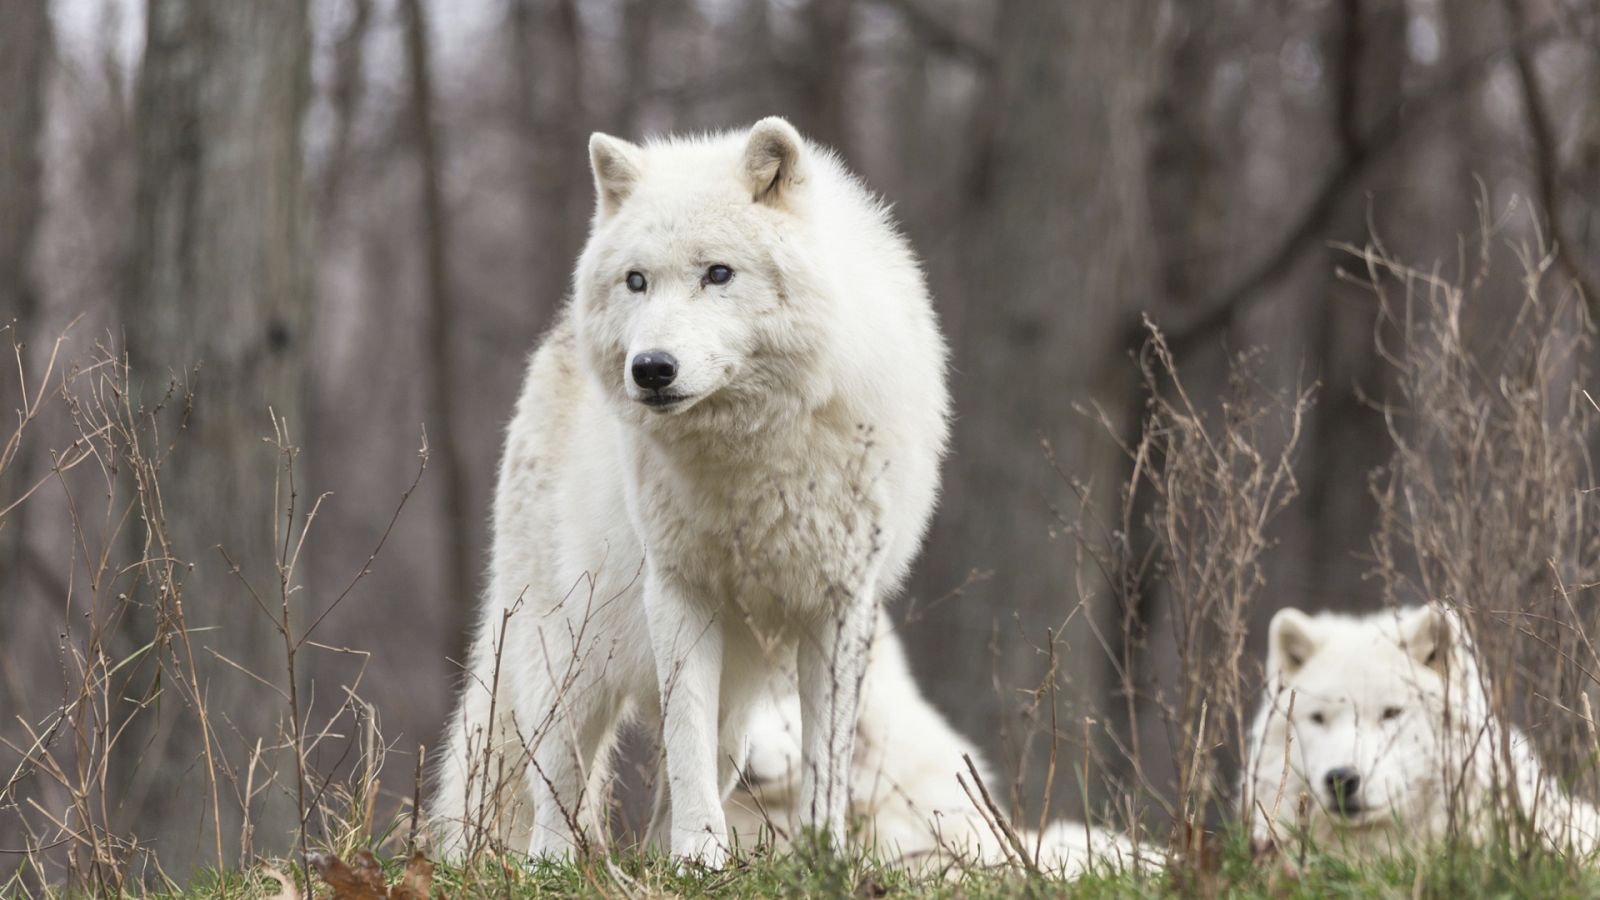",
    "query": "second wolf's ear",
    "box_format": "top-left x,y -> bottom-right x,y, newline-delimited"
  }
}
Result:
589,133 -> 644,219
1267,608 -> 1319,679
1400,605 -> 1453,675
742,117 -> 805,206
